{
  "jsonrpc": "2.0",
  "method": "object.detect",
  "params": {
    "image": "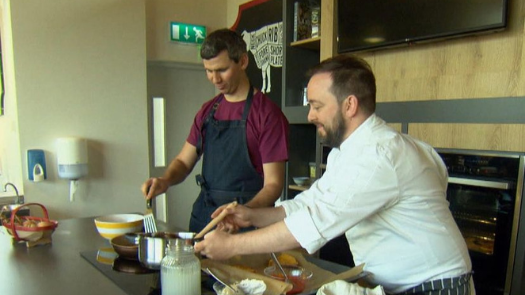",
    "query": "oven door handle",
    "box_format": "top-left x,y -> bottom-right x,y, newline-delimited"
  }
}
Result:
448,177 -> 514,190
